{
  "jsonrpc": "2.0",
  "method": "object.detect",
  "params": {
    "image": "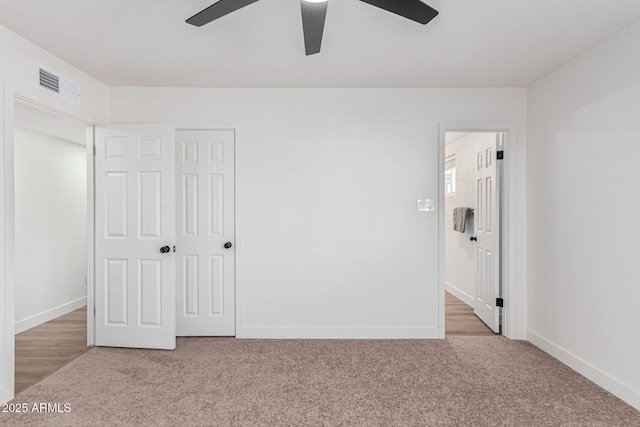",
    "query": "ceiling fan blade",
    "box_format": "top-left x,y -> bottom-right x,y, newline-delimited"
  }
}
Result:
186,0 -> 261,27
358,0 -> 438,25
301,0 -> 328,56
